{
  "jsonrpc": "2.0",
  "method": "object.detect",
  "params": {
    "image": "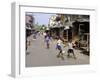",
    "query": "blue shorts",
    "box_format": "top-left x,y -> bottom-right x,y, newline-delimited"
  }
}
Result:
56,45 -> 62,50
